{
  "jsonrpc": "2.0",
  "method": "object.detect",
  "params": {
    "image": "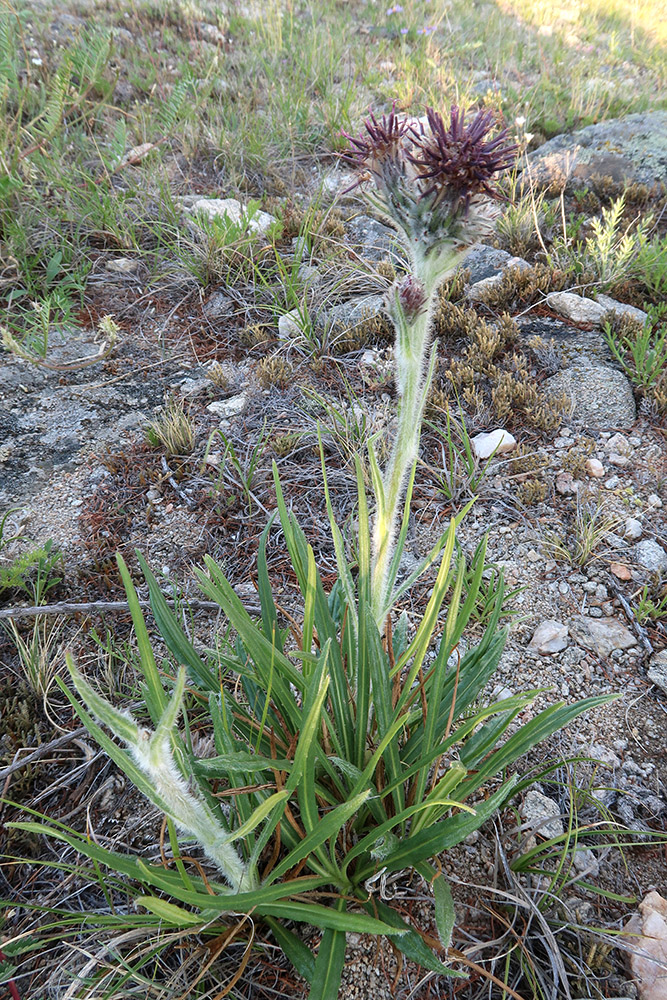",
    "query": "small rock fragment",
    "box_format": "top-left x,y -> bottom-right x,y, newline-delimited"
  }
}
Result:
569,615 -> 637,658
326,294 -> 386,332
467,256 -> 529,300
623,891 -> 667,1000
203,292 -> 234,319
189,198 -> 276,237
207,392 -> 247,421
556,471 -> 578,495
596,294 -> 648,324
471,428 -> 517,460
106,257 -> 139,273
585,458 -> 605,478
572,847 -> 600,876
521,790 -> 564,840
528,620 -> 569,655
624,518 -> 643,540
647,651 -> 667,696
610,562 -> 632,581
634,539 -> 667,573
606,433 -> 631,454
546,291 -> 606,325
278,310 -> 305,340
